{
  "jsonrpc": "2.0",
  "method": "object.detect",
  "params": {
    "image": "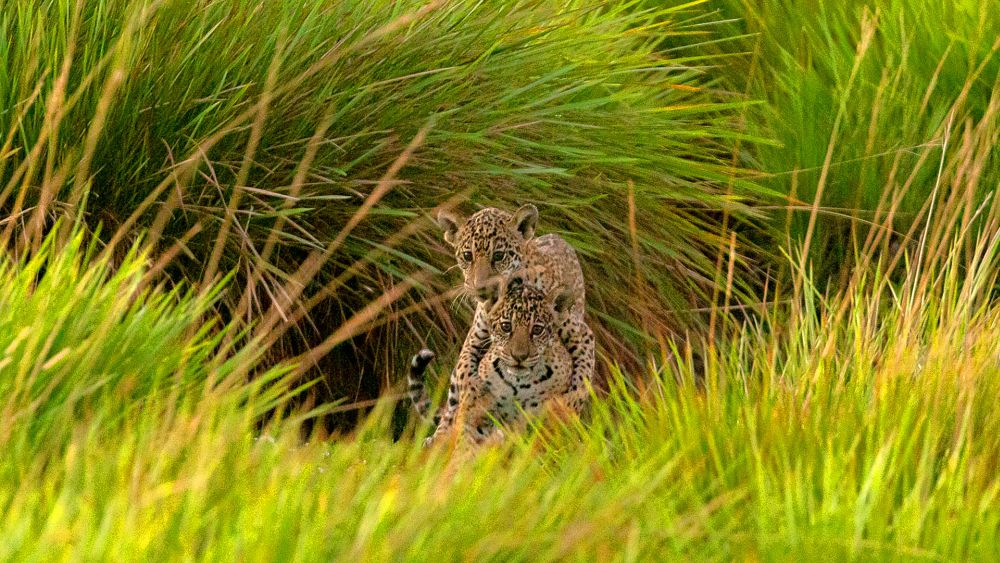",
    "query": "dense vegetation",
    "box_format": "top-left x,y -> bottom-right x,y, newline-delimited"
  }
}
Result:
1,0 -> 998,559
1,0 -> 769,412
712,0 -> 1000,279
